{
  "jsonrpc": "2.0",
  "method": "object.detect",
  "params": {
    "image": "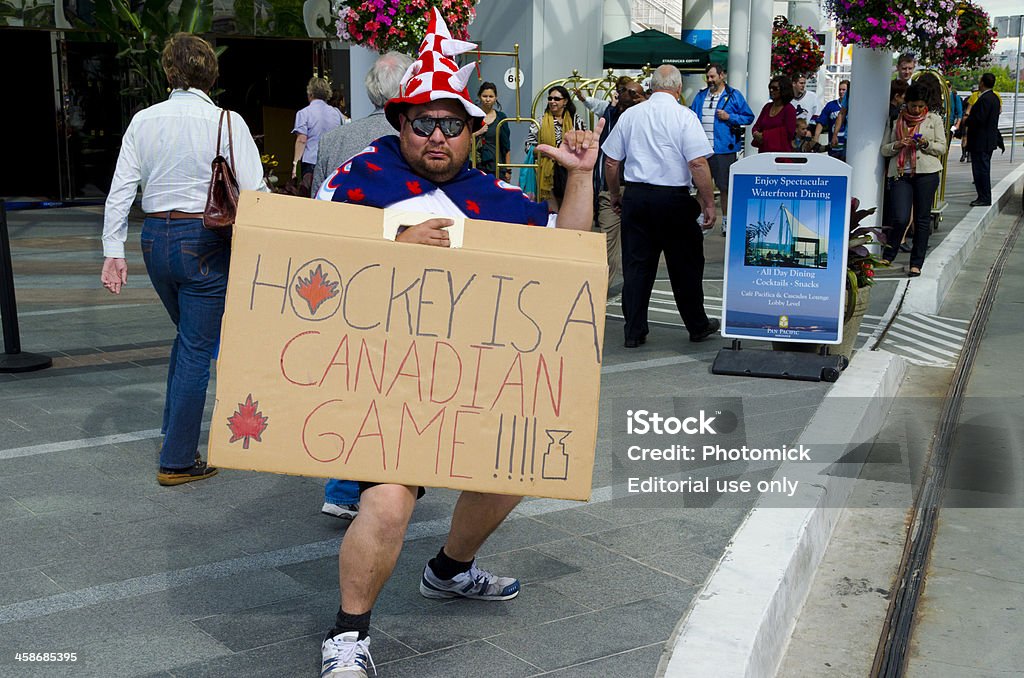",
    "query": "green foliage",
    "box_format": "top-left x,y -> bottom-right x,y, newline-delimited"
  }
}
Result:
91,0 -> 217,108
265,0 -> 306,37
232,0 -> 308,37
0,0 -> 61,26
948,65 -> 1016,92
